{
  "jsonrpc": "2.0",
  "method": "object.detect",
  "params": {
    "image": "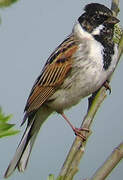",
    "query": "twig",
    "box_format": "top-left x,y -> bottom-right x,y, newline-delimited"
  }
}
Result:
111,0 -> 119,16
89,142 -> 123,180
